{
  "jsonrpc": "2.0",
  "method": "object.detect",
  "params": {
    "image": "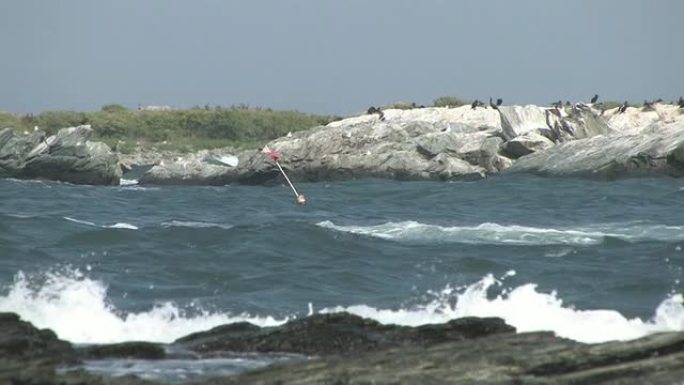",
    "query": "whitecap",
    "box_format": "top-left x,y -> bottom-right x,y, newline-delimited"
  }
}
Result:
0,269 -> 286,344
107,223 -> 139,230
119,178 -> 139,186
318,272 -> 684,344
64,217 -> 138,230
4,213 -> 37,219
64,216 -> 98,227
161,220 -> 233,230
317,220 -> 684,245
2,267 -> 681,345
